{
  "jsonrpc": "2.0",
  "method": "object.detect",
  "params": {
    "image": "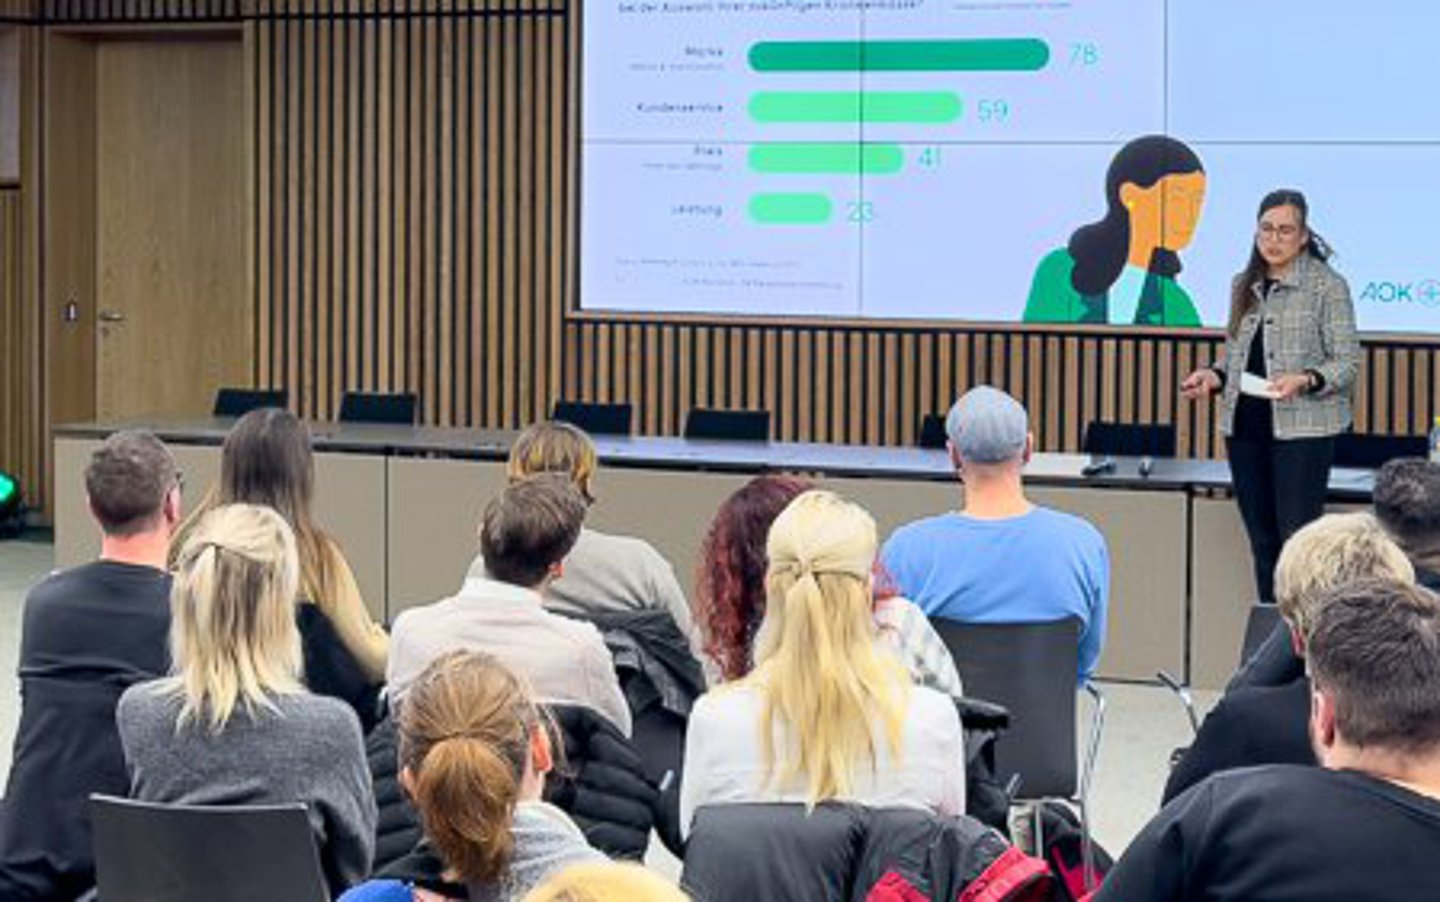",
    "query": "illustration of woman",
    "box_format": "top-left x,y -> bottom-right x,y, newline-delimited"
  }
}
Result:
1024,135 -> 1206,326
